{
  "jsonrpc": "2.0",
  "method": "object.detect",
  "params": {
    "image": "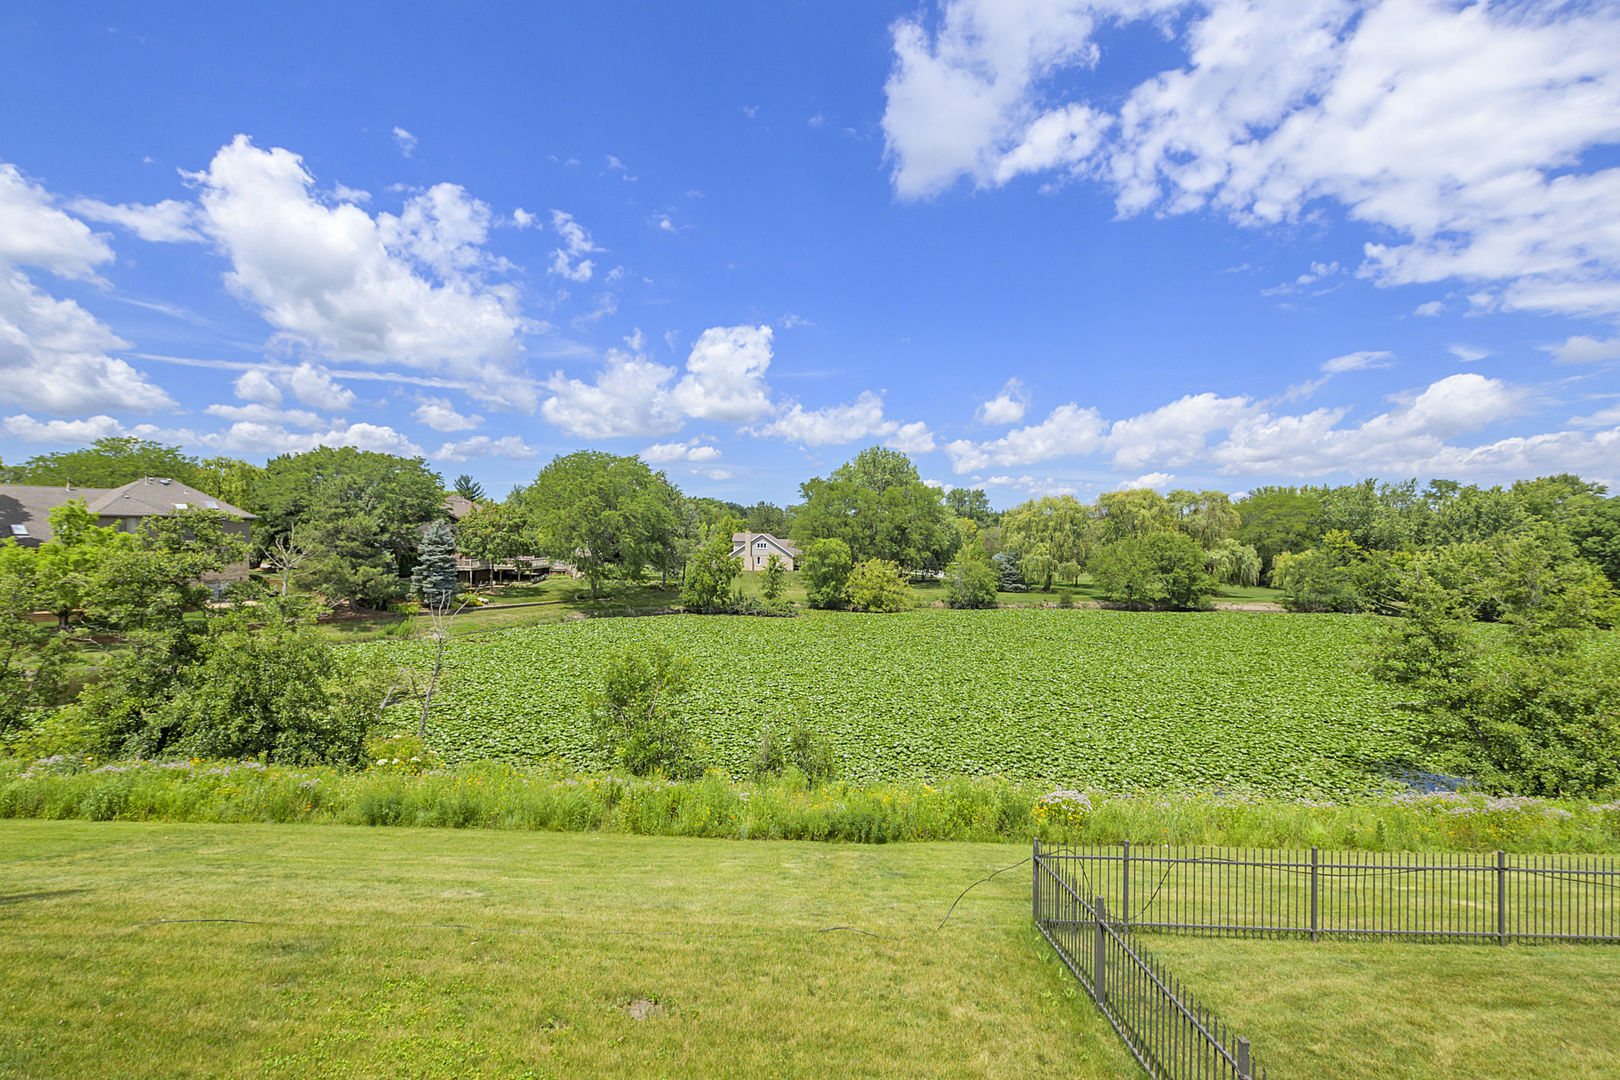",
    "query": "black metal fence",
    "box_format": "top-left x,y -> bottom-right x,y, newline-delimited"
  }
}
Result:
1035,840 -> 1266,1080
1037,840 -> 1620,944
